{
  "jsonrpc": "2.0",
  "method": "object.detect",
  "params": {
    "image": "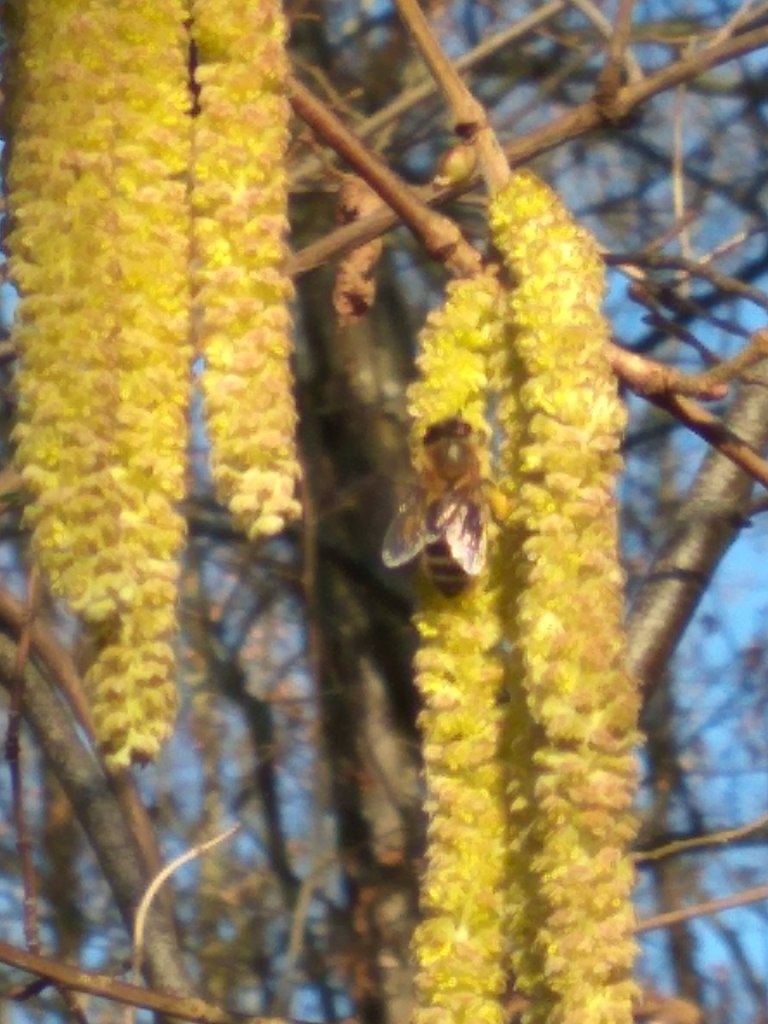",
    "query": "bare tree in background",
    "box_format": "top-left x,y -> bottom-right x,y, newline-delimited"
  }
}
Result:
2,2 -> 768,1022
